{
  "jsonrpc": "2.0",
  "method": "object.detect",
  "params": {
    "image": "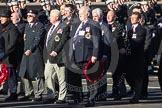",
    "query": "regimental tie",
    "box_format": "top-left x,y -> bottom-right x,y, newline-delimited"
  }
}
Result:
73,22 -> 85,49
46,25 -> 55,47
